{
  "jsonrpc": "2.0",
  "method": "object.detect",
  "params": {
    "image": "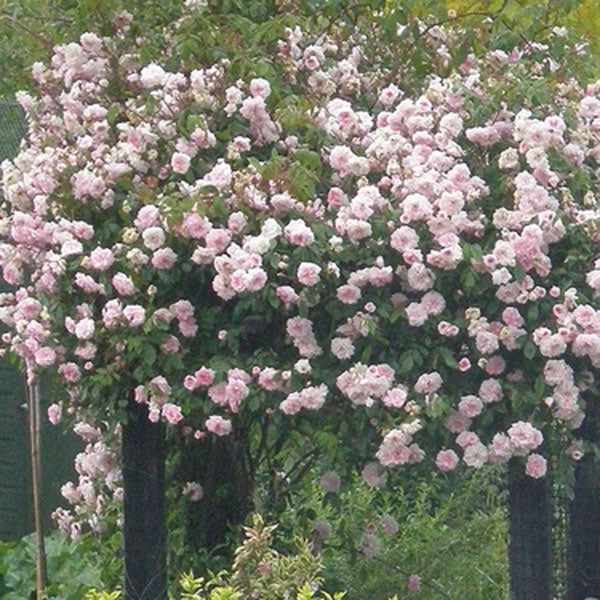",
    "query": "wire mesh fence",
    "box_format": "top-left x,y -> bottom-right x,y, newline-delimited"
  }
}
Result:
0,101 -> 27,162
